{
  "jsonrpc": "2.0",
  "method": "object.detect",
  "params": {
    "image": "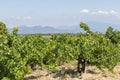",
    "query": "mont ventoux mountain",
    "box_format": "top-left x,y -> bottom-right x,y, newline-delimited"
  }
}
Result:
8,22 -> 120,34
